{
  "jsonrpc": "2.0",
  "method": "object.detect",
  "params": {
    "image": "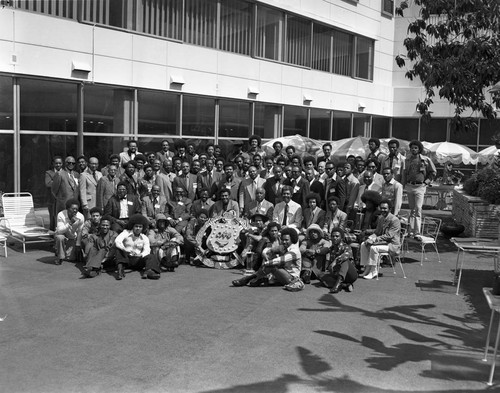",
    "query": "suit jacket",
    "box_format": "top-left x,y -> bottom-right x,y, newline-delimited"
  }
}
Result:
79,170 -> 103,210
263,177 -> 285,206
197,170 -> 222,197
215,177 -> 242,201
323,209 -> 348,234
45,169 -> 59,204
238,176 -> 266,211
209,200 -> 240,218
172,173 -> 198,201
324,175 -> 346,210
273,201 -> 303,229
118,173 -> 139,197
243,199 -> 274,220
51,169 -> 80,213
302,207 -> 326,230
156,150 -> 175,163
155,173 -> 173,202
381,179 -> 403,216
373,213 -> 401,255
344,174 -> 360,211
260,168 -> 274,180
96,175 -> 119,211
190,199 -> 214,217
284,177 -> 310,206
166,197 -> 193,221
141,195 -> 168,221
104,194 -> 141,222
